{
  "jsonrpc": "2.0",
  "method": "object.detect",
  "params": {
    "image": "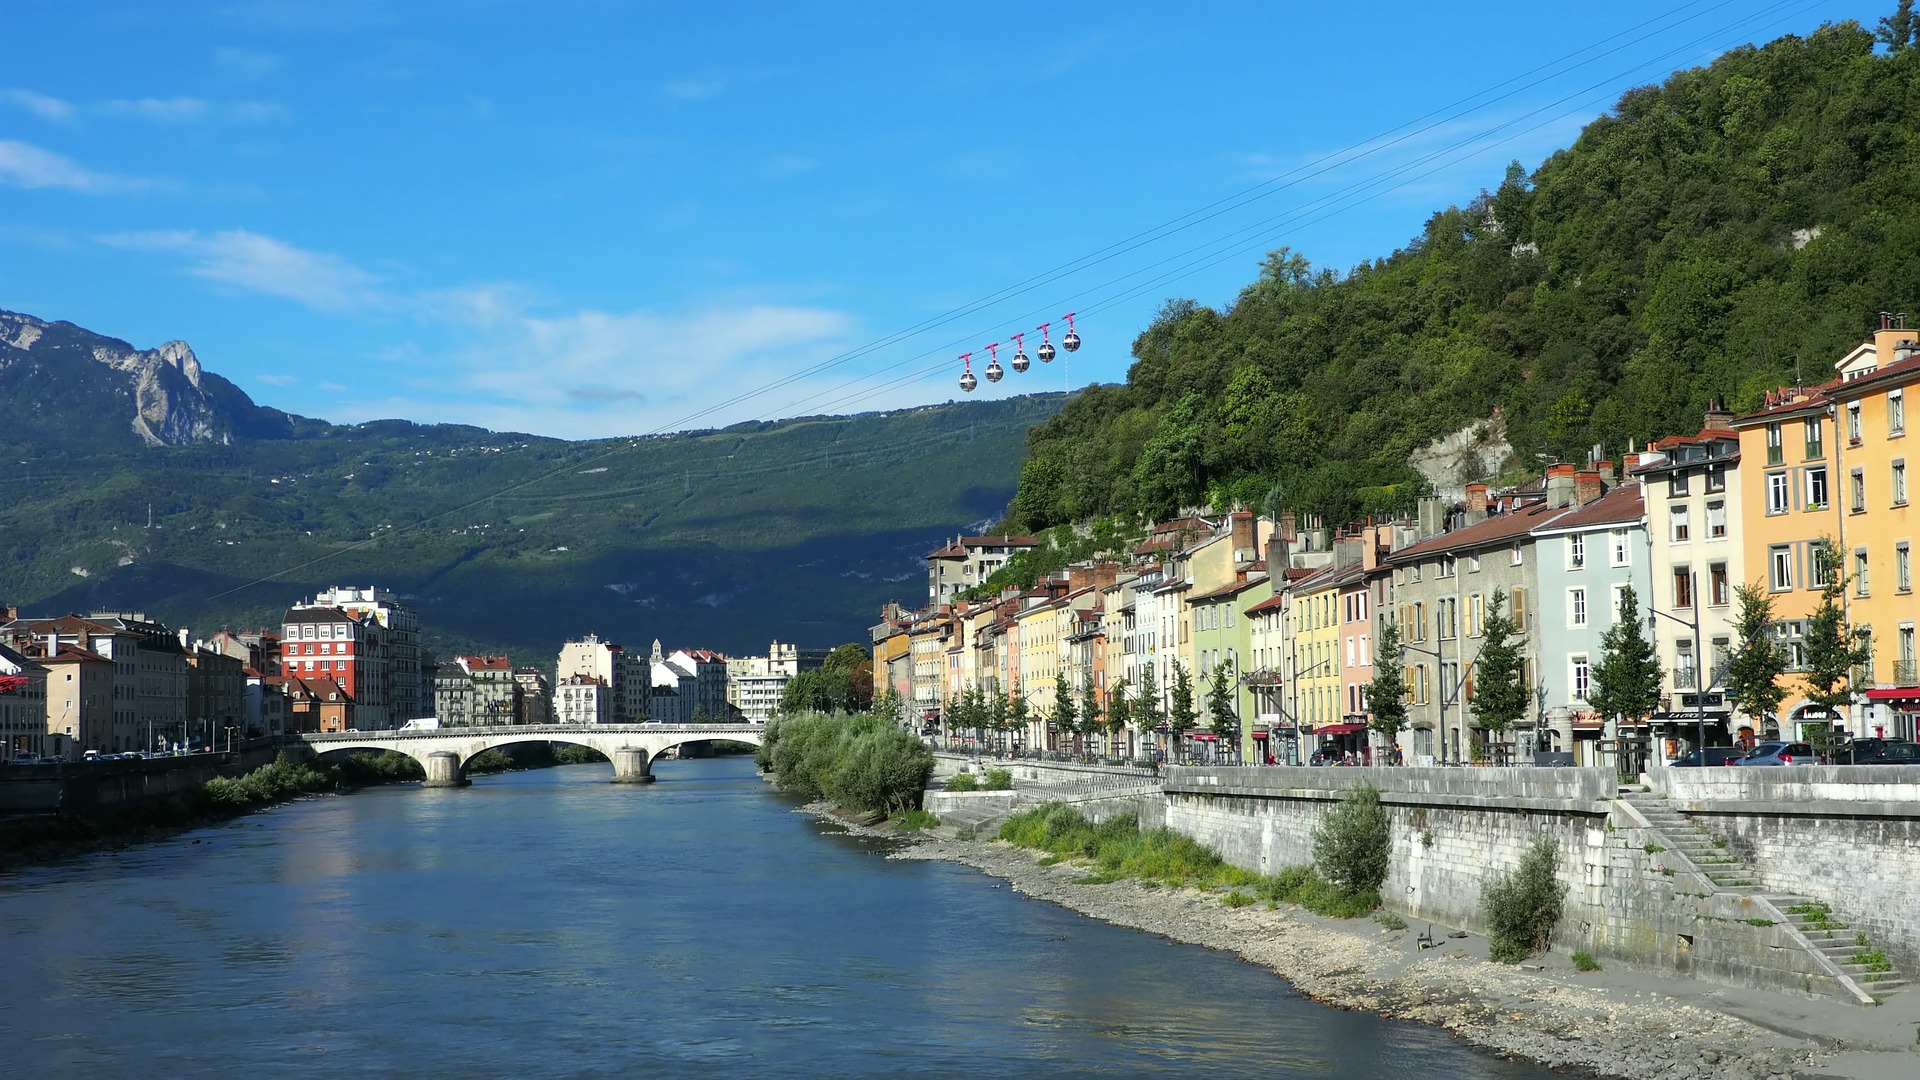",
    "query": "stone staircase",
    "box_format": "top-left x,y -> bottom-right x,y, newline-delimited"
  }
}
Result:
1618,791 -> 1907,1001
